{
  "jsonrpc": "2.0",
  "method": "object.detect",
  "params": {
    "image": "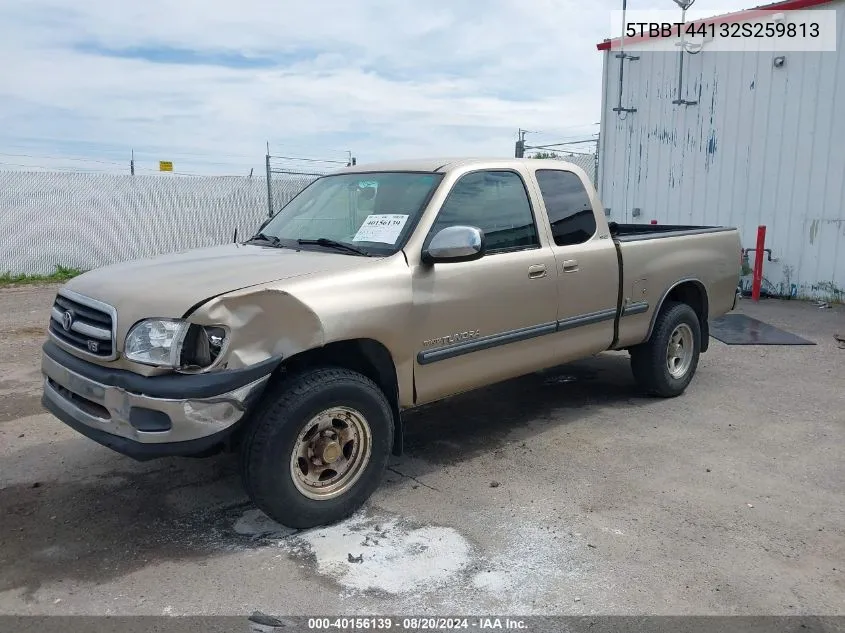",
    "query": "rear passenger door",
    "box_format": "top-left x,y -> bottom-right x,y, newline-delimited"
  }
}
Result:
412,169 -> 560,404
534,169 -> 619,359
